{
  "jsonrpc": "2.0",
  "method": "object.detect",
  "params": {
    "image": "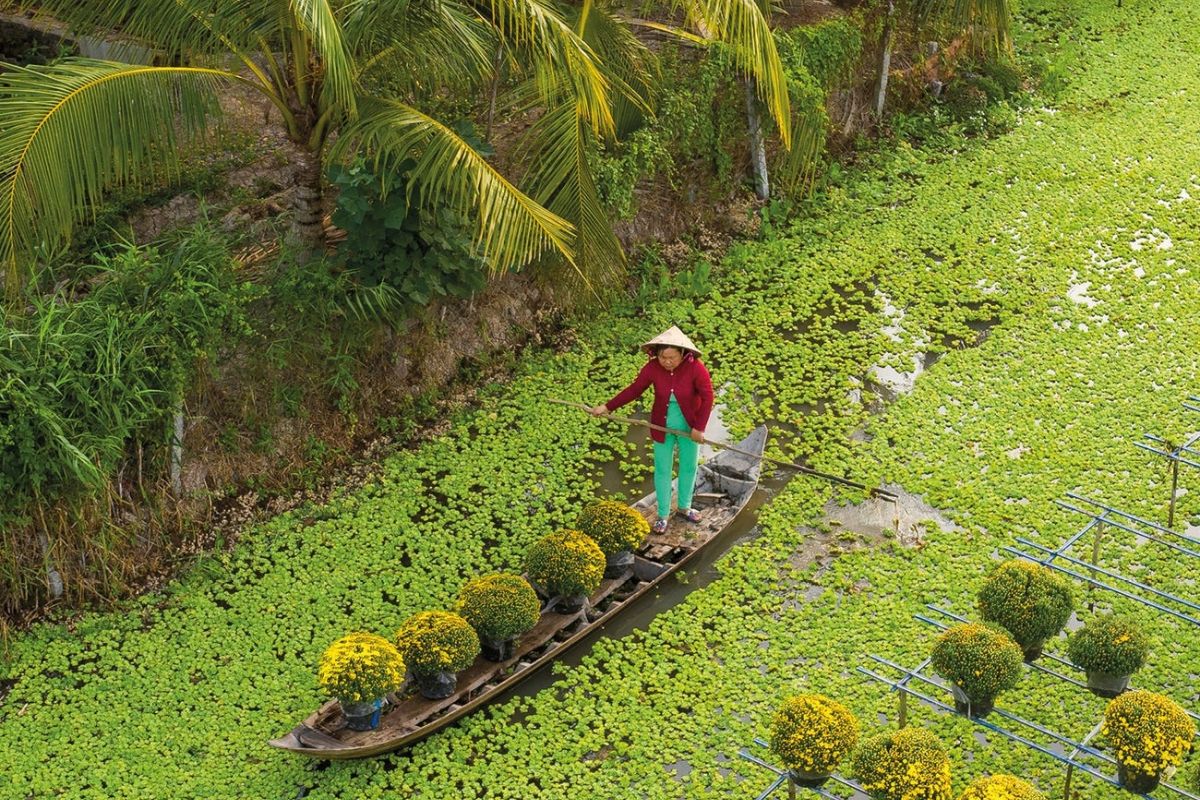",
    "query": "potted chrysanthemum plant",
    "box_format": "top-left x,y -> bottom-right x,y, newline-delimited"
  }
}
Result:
957,775 -> 1046,800
453,573 -> 541,662
930,622 -> 1024,717
977,559 -> 1074,661
318,632 -> 406,731
851,727 -> 953,800
769,693 -> 859,786
525,529 -> 605,613
1066,613 -> 1149,697
576,499 -> 650,577
1103,690 -> 1195,793
394,611 -> 481,699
